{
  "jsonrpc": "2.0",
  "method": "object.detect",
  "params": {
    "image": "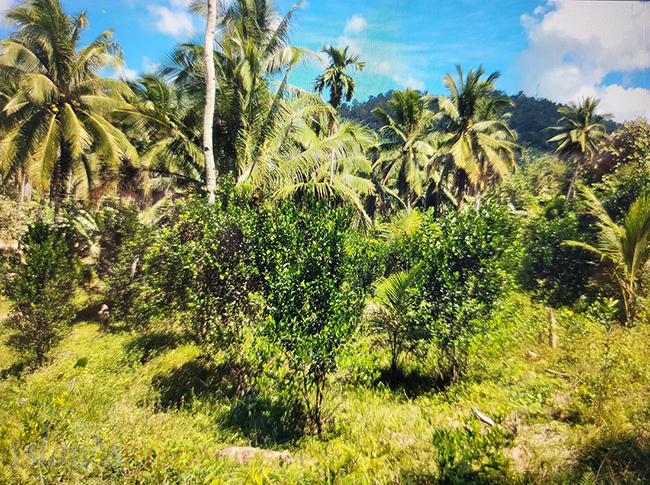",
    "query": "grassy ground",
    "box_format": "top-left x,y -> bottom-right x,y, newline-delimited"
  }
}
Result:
1,293 -> 650,484
0,298 -> 14,371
